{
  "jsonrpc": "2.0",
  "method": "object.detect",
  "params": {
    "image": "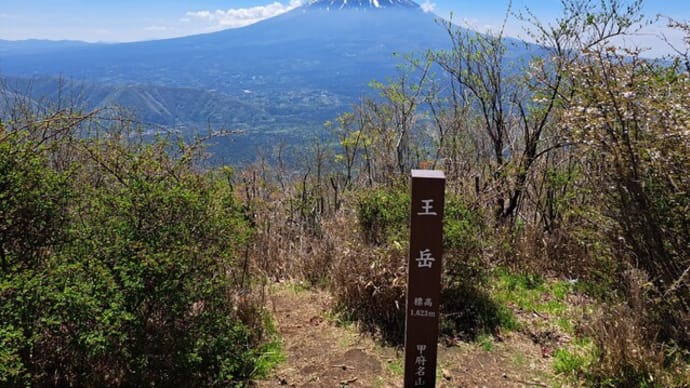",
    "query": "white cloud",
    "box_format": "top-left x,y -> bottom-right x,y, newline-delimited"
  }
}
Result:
421,1 -> 436,13
186,0 -> 305,30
